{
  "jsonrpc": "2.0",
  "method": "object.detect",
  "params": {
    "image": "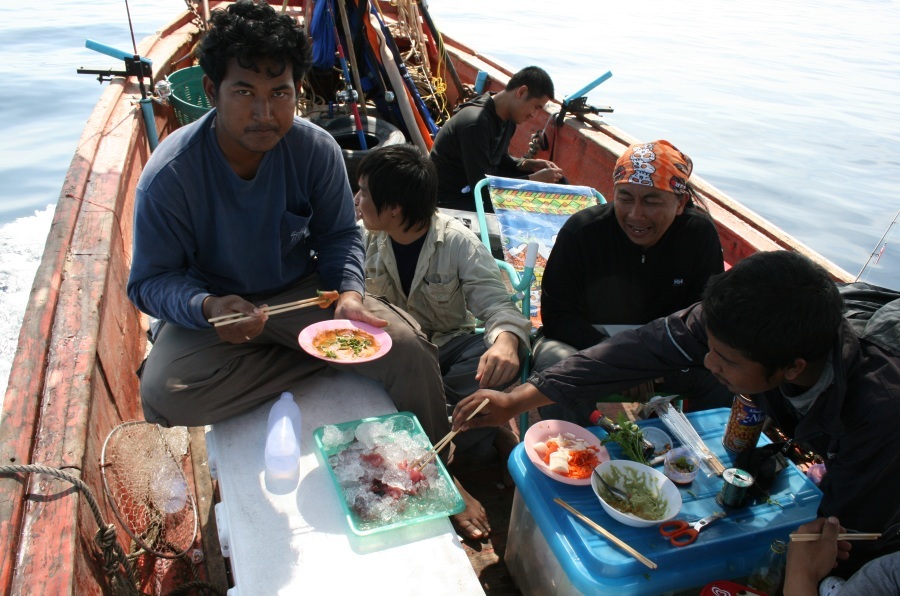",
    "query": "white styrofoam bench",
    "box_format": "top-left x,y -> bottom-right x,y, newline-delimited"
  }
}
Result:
206,368 -> 484,595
